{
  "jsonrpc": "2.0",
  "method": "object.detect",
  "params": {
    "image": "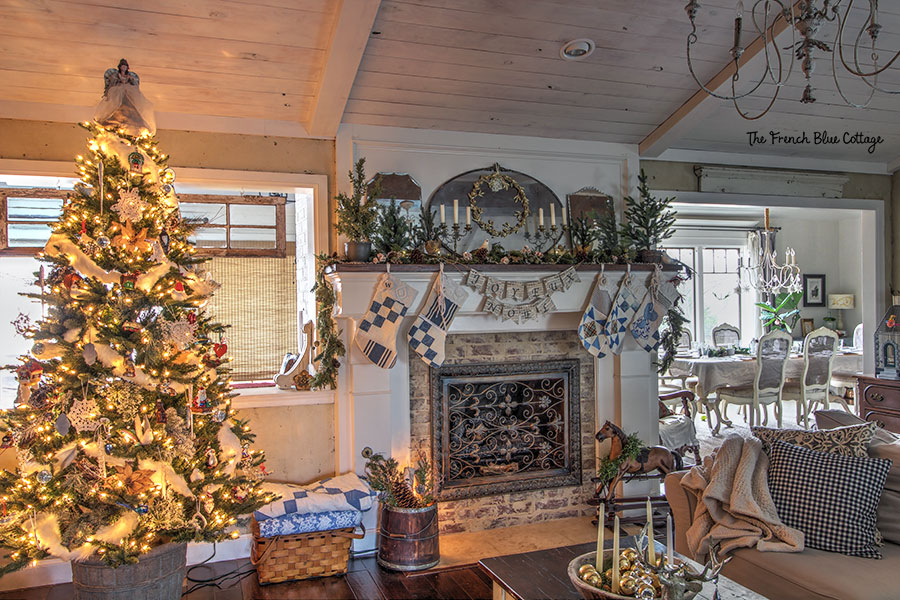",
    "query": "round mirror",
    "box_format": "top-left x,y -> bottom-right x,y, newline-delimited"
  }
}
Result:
427,166 -> 564,254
